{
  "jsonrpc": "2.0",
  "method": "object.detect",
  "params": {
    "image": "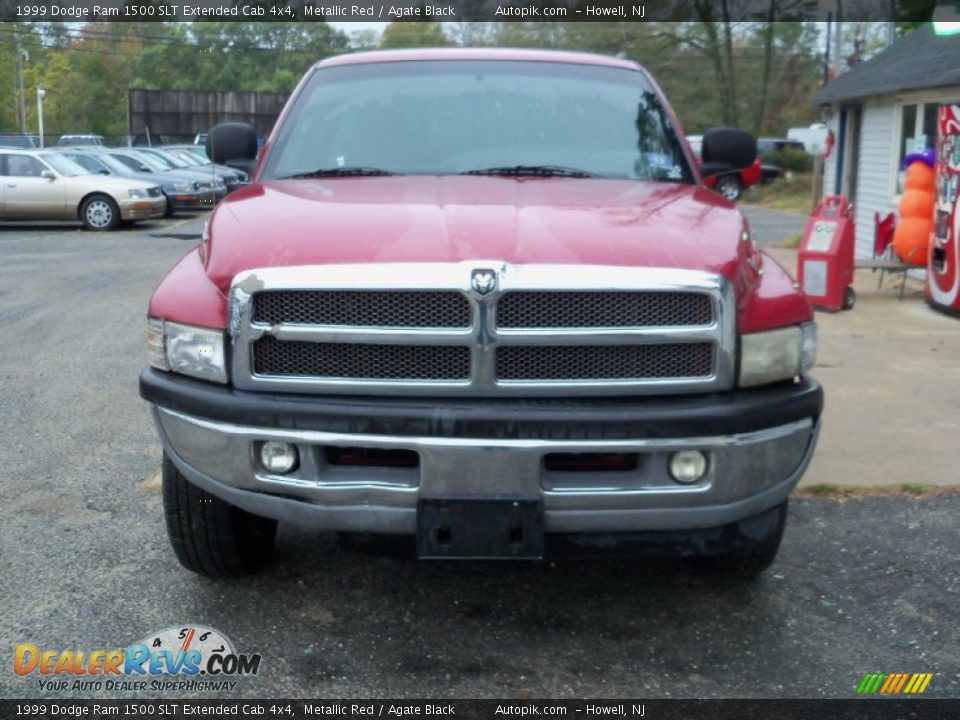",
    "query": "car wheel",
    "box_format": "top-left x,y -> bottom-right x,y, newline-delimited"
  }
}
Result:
163,196 -> 174,218
689,501 -> 787,579
843,286 -> 857,310
80,194 -> 120,231
715,175 -> 743,202
162,452 -> 277,577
